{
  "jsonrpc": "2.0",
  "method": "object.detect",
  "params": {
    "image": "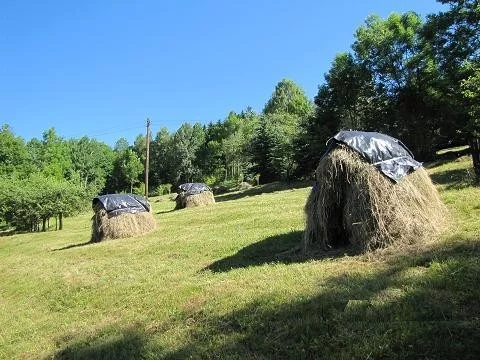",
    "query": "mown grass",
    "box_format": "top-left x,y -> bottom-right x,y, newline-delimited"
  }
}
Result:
0,155 -> 479,359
